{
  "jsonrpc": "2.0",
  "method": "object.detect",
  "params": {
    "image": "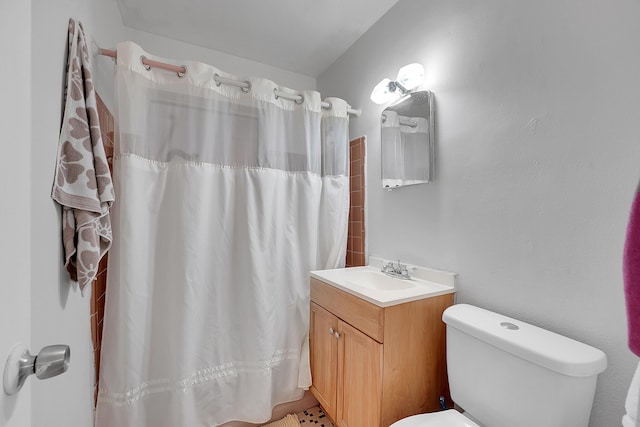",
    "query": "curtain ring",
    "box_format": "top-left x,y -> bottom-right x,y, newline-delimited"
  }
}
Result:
213,73 -> 222,87
241,81 -> 252,93
140,55 -> 151,71
295,94 -> 305,105
177,66 -> 187,78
